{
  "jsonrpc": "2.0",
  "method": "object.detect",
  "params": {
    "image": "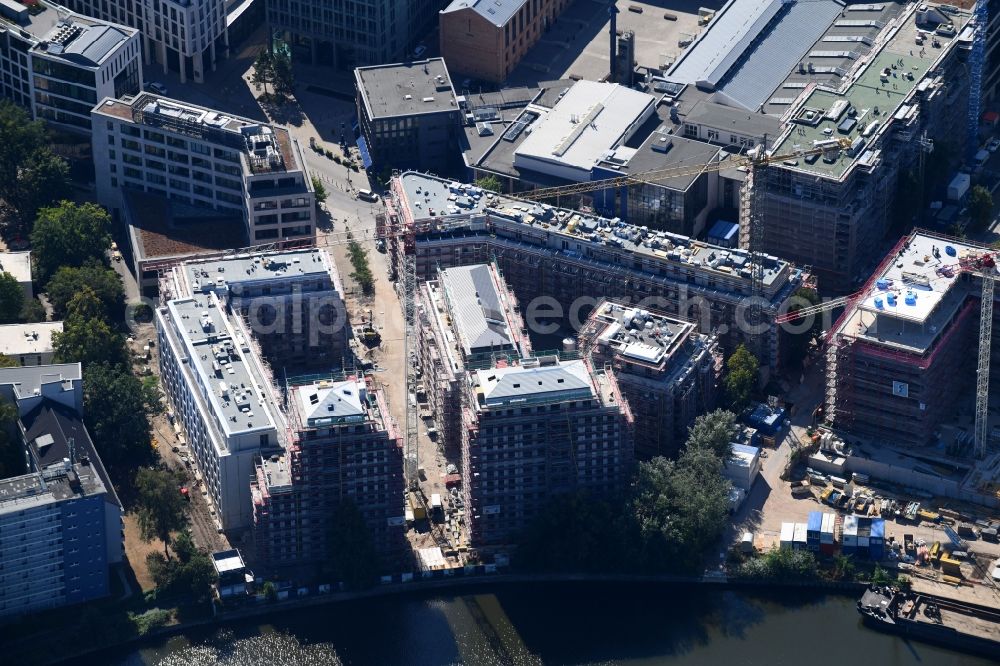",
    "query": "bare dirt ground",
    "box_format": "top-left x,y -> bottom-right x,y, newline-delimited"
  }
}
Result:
123,513 -> 162,593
